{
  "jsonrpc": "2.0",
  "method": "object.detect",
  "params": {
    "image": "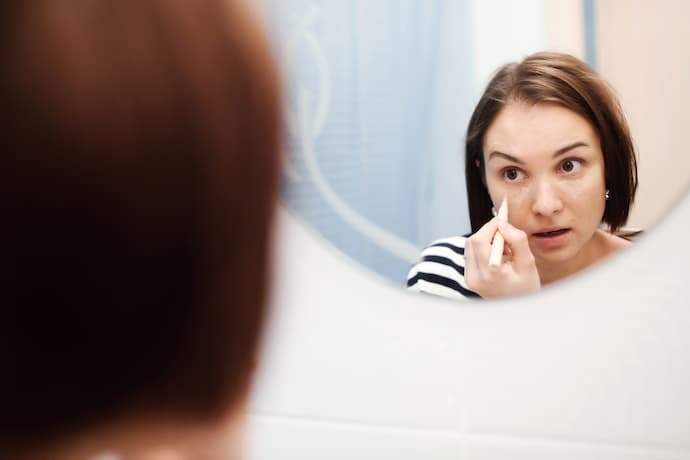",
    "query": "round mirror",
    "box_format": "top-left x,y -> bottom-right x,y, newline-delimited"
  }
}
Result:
260,0 -> 690,291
